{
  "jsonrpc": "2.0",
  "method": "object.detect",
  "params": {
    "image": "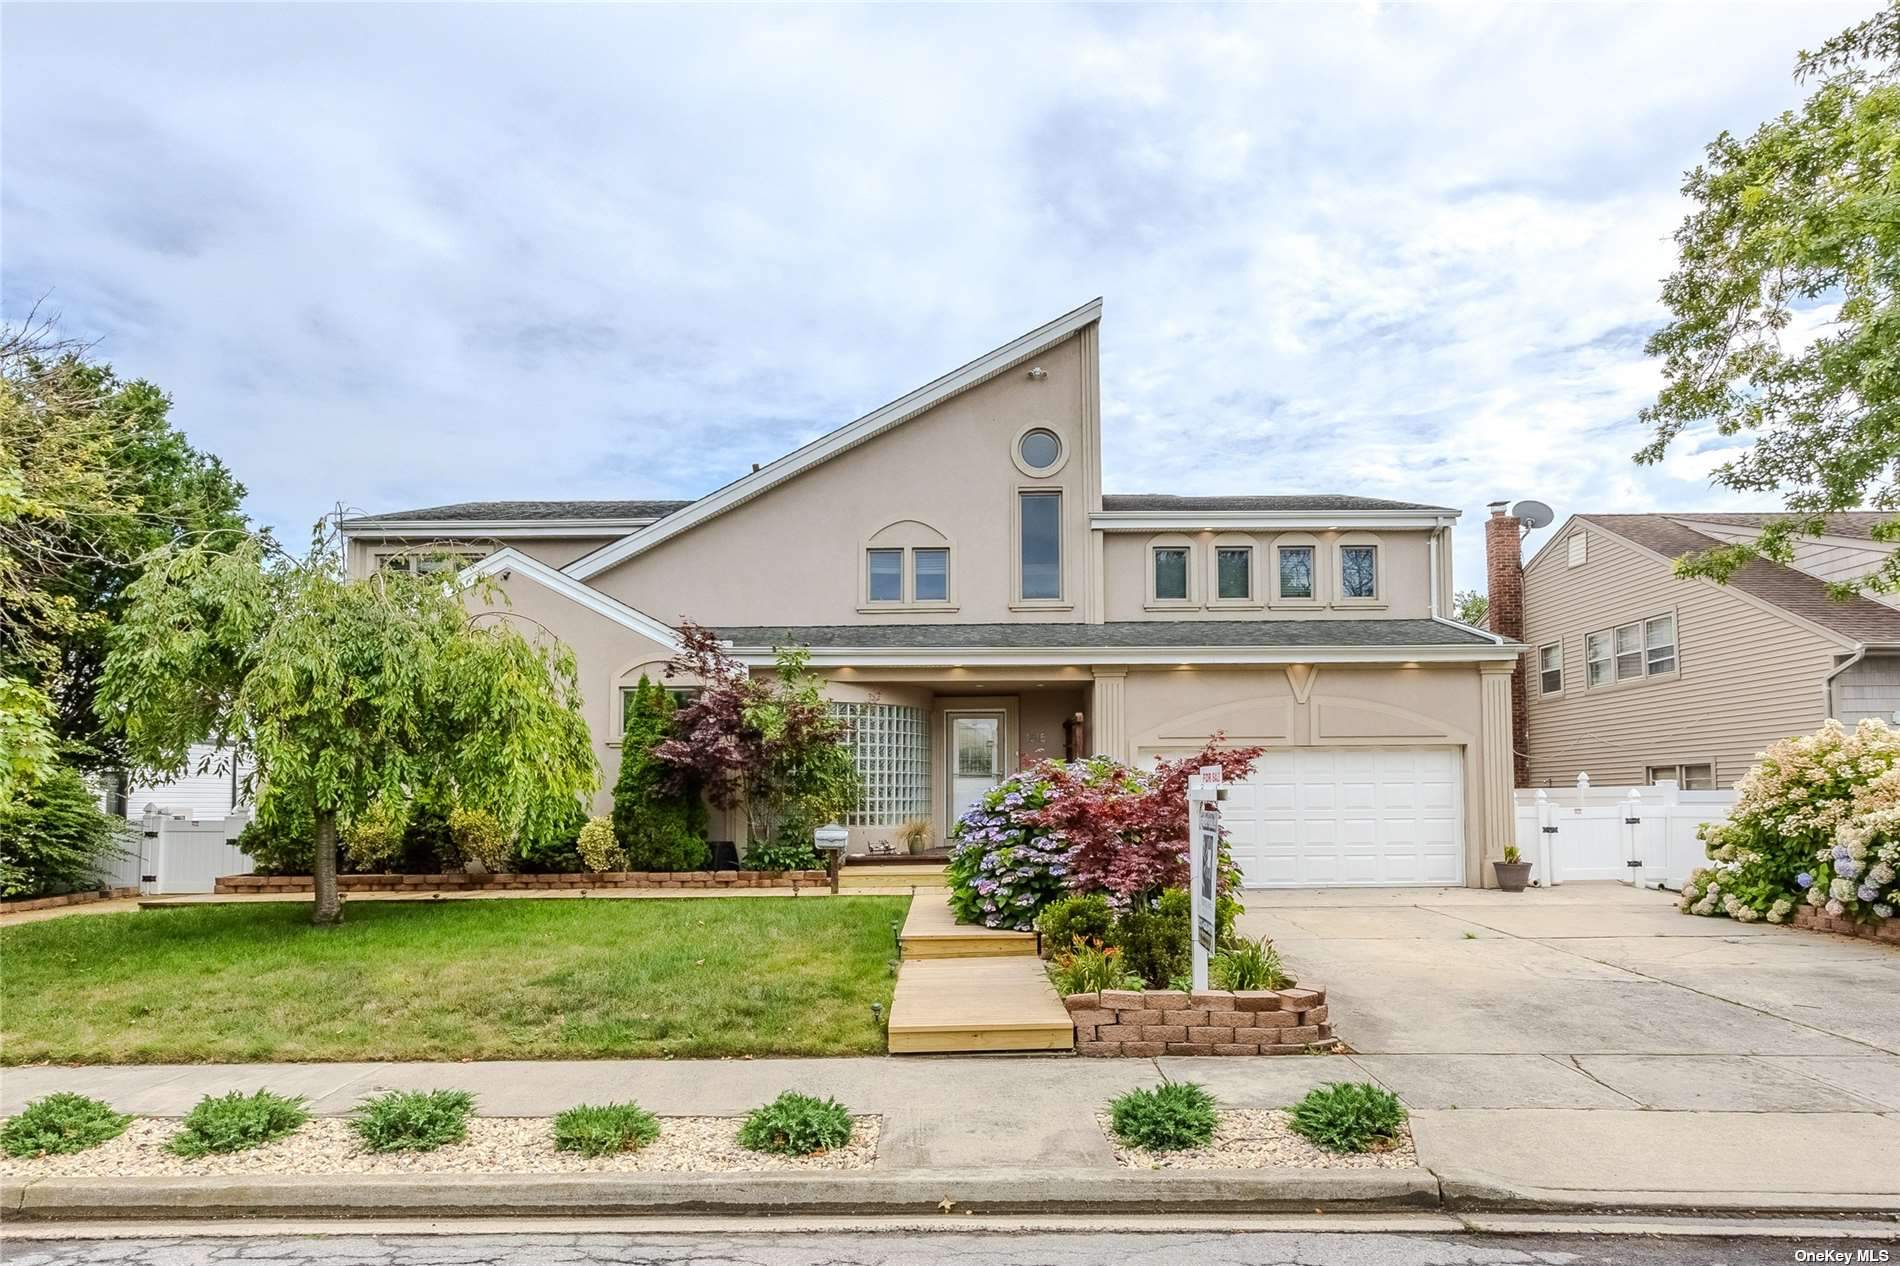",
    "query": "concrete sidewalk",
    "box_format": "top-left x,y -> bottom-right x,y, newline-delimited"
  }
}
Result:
6,1053 -> 1898,1210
